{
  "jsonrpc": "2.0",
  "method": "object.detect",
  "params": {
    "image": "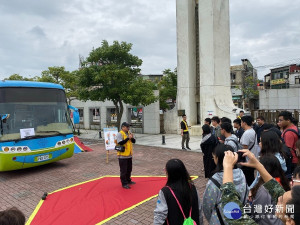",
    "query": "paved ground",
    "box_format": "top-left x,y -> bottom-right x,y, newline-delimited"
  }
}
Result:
79,129 -> 203,152
0,131 -> 208,225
